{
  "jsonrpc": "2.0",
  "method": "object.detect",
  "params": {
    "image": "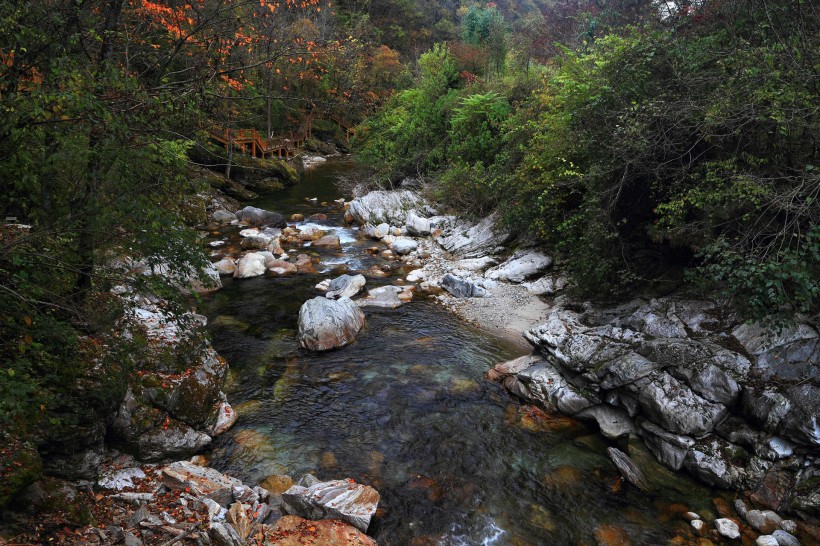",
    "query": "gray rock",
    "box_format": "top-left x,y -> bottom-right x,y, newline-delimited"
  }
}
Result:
747,509 -> 783,534
691,519 -> 706,536
437,213 -> 512,258
486,251 -> 553,283
516,361 -> 594,415
282,478 -> 380,532
390,237 -> 419,255
757,536 -> 779,546
123,531 -> 143,546
683,437 -> 747,488
576,406 -> 636,439
607,447 -> 651,492
405,211 -> 431,235
669,354 -> 744,406
135,421 -> 212,462
757,437 -> 795,460
209,522 -> 243,546
623,299 -> 688,338
780,520 -> 797,534
715,518 -> 740,539
357,286 -> 406,309
523,275 -> 567,296
733,321 -> 819,381
441,274 -> 486,298
233,253 -> 267,279
630,371 -> 728,437
716,416 -> 762,450
640,420 -> 695,470
347,190 -> 423,225
325,274 -> 366,300
778,384 -> 820,447
98,467 -> 146,491
735,499 -> 749,519
772,530 -> 801,546
235,206 -> 286,228
454,256 -> 498,272
213,210 -> 237,224
298,297 -> 366,351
